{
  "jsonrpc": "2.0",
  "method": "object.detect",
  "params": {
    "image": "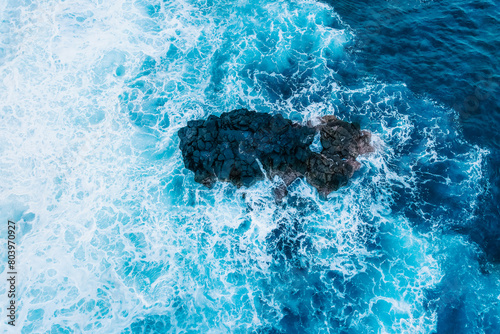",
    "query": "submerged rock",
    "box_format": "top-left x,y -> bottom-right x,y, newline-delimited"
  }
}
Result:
178,109 -> 373,198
